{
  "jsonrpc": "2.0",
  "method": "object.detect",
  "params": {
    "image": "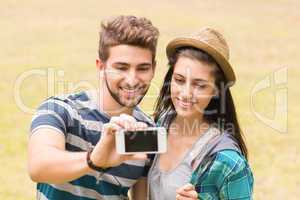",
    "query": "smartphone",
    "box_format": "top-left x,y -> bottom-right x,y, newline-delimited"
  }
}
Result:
115,127 -> 167,154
